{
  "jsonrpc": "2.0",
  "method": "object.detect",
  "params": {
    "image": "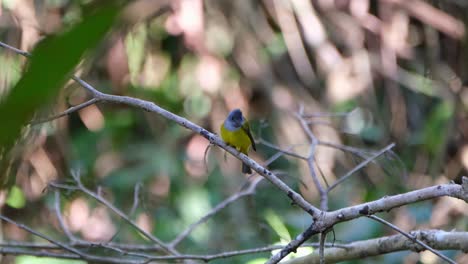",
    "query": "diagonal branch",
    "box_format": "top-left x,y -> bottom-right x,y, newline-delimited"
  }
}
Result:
30,98 -> 100,125
296,106 -> 327,210
49,172 -> 177,256
367,215 -> 456,264
281,229 -> 468,264
0,214 -> 118,263
54,190 -> 76,242
327,143 -> 395,192
326,180 -> 468,223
